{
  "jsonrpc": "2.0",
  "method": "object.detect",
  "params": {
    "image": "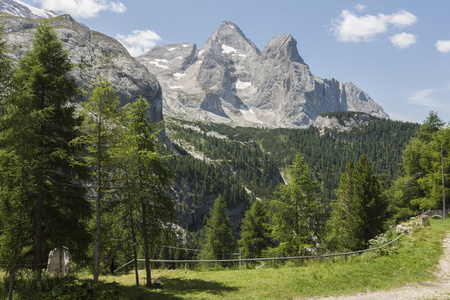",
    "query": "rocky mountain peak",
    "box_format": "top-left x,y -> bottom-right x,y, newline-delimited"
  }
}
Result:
262,33 -> 305,65
0,13 -> 163,125
0,0 -> 57,19
202,20 -> 260,59
138,21 -> 388,128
